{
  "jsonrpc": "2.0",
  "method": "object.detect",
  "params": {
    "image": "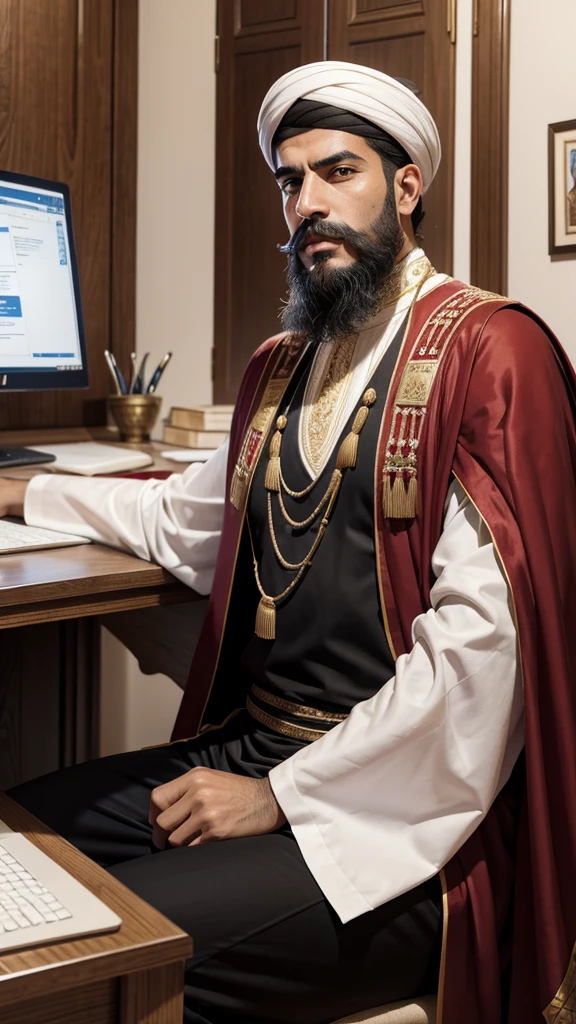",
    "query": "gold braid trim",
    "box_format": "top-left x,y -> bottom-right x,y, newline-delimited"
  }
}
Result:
251,683 -> 348,722
246,696 -> 335,742
230,336 -> 305,512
